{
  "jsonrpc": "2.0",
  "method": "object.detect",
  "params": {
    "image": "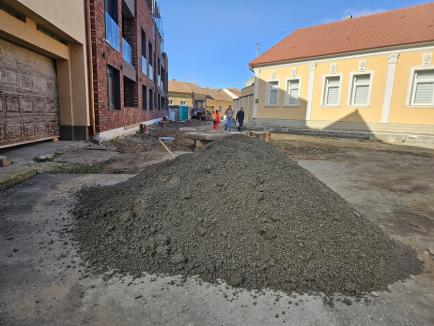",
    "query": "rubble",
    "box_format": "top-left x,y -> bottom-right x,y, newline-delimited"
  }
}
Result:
72,136 -> 423,296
